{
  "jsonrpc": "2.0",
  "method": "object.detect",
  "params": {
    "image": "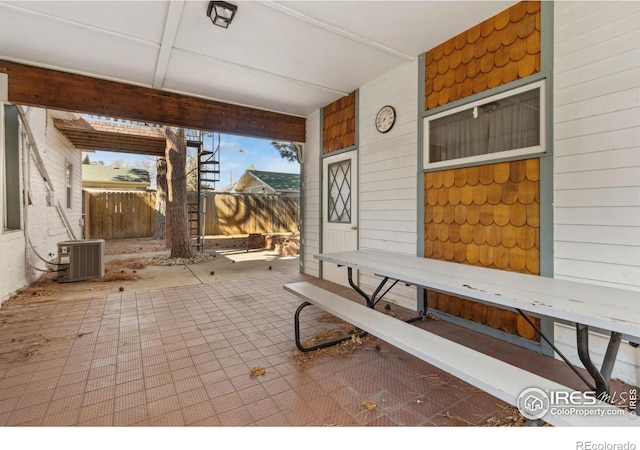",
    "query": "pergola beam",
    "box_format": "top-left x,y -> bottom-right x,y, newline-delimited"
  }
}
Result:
0,60 -> 306,143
